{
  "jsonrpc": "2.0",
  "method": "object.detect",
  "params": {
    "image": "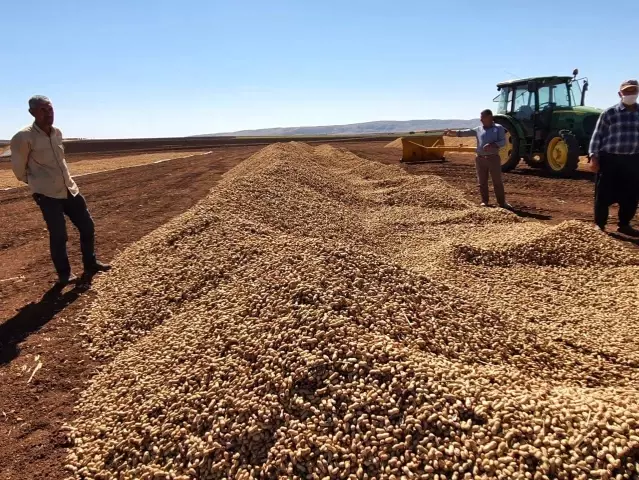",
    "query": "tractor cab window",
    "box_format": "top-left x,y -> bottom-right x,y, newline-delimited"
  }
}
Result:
513,86 -> 534,120
538,86 -> 551,110
551,82 -> 572,108
495,88 -> 512,115
538,82 -> 576,109
571,81 -> 582,105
